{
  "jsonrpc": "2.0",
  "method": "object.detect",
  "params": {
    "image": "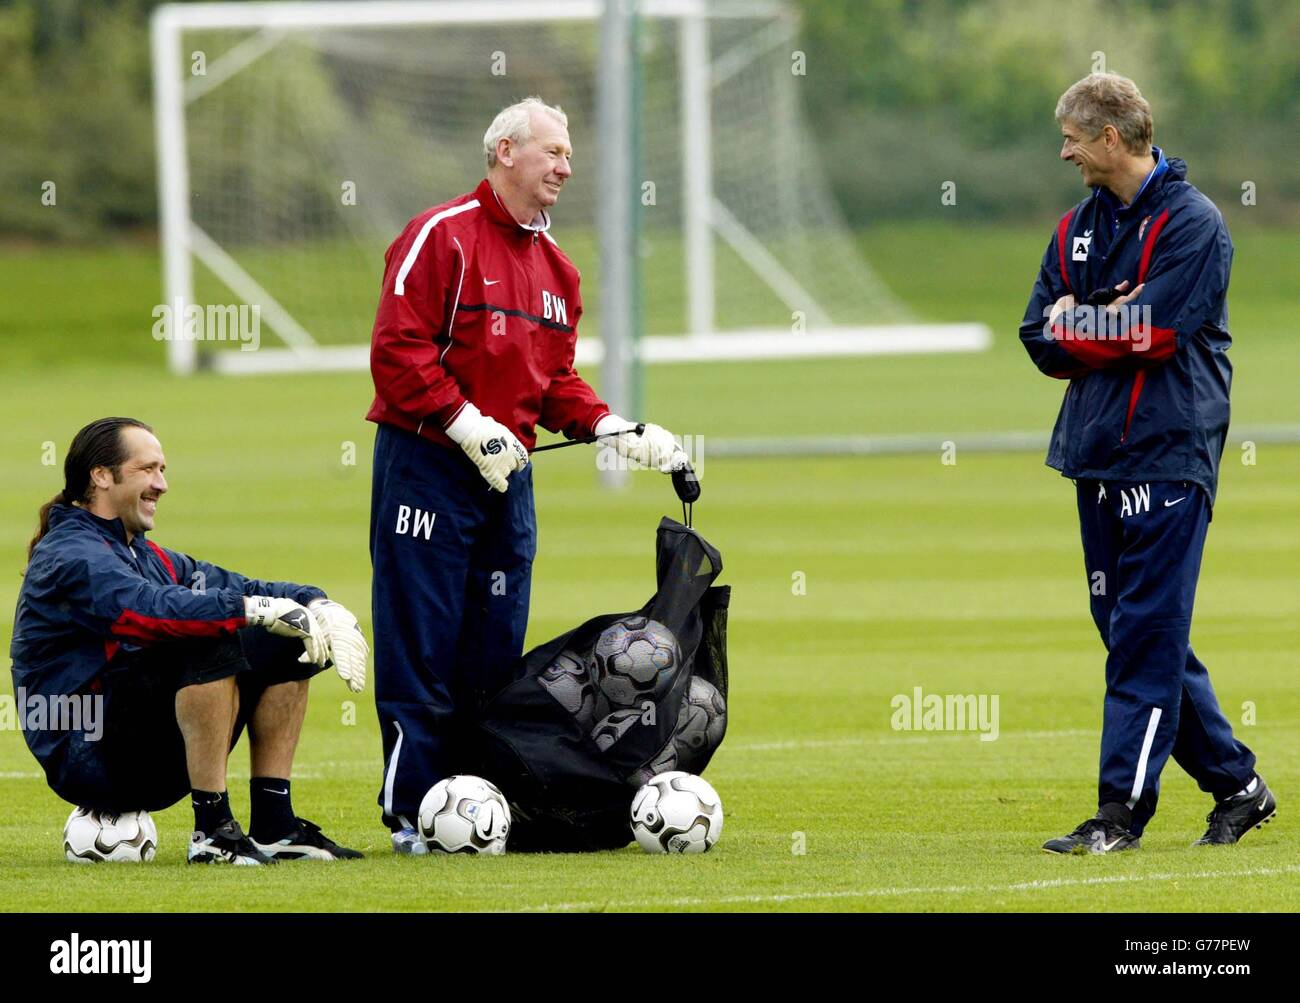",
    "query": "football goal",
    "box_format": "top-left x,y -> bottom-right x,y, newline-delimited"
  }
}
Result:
151,0 -> 990,385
